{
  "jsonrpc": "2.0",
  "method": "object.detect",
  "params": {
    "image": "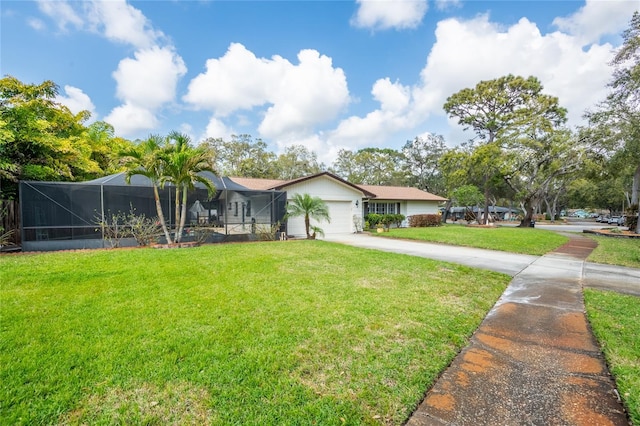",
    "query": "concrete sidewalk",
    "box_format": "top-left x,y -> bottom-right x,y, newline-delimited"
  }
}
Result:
322,233 -> 636,425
